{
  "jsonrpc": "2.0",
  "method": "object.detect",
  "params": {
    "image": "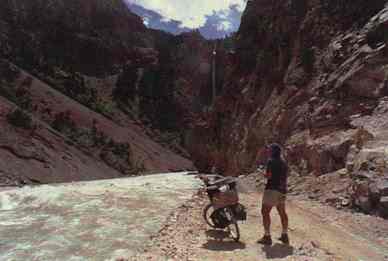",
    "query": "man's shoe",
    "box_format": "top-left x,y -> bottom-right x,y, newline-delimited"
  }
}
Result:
278,233 -> 290,244
257,235 -> 272,245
